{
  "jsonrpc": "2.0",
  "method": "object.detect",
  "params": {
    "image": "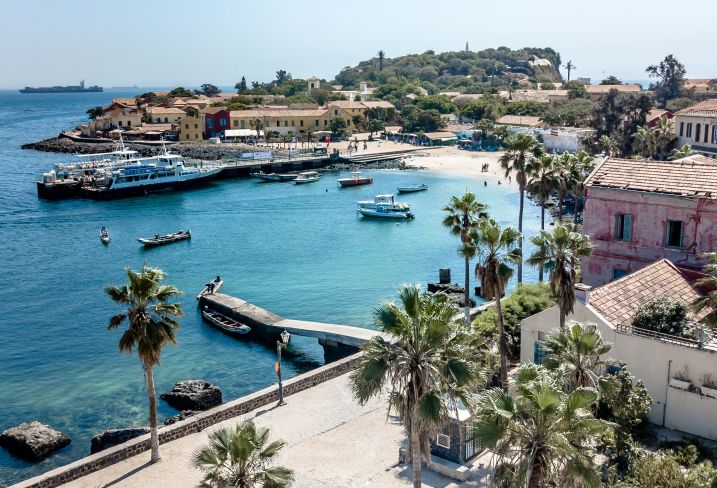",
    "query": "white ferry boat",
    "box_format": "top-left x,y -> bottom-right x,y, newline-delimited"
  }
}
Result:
357,194 -> 414,219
